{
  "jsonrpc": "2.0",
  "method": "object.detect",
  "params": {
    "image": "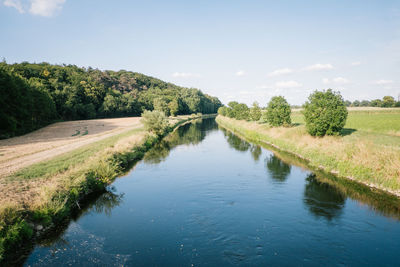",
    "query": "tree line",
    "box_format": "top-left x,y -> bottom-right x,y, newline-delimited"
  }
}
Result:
218,89 -> 348,137
345,96 -> 400,108
0,61 -> 222,138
